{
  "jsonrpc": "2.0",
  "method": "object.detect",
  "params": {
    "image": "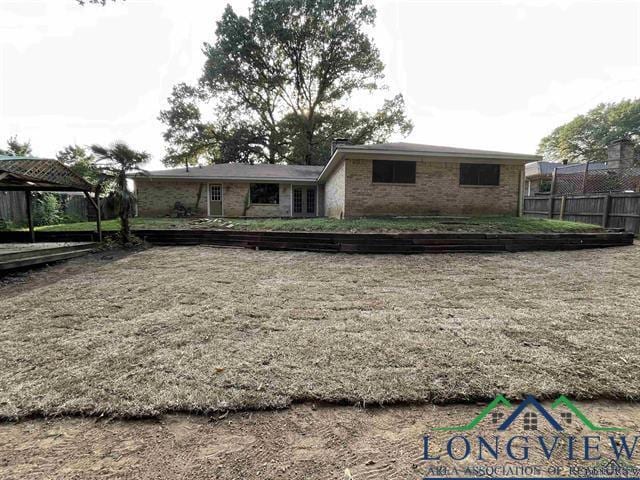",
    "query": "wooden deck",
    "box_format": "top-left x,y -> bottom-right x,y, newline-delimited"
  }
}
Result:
0,242 -> 95,271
